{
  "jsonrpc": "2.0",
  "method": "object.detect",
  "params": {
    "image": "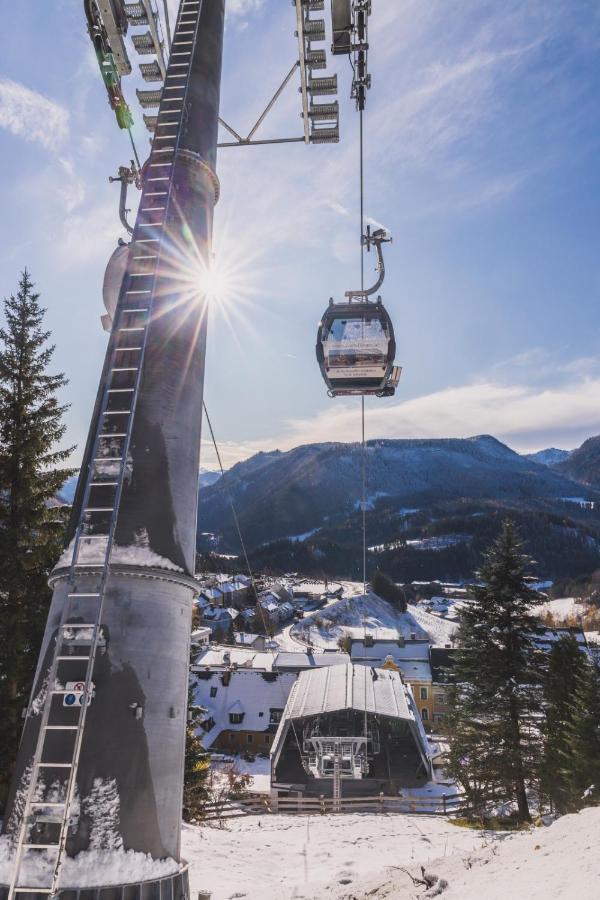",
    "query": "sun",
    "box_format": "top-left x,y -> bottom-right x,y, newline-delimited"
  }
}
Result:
201,258 -> 231,303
